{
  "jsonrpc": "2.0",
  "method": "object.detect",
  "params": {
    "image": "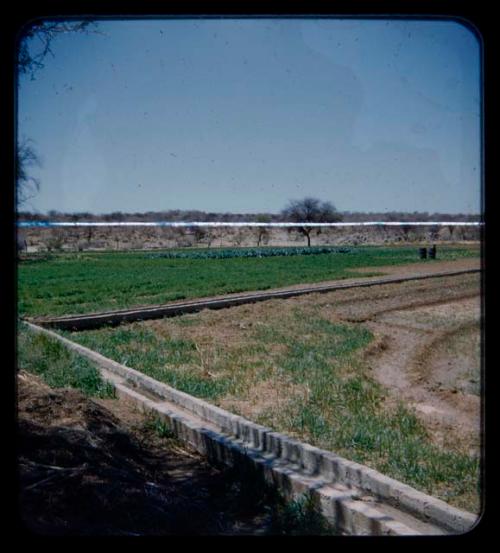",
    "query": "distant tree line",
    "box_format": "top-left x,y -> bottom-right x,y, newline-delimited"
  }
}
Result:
340,211 -> 481,223
17,209 -> 481,223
